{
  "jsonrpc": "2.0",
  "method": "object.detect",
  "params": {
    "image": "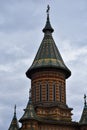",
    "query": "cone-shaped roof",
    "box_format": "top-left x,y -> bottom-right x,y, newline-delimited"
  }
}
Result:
8,105 -> 19,130
26,5 -> 71,79
19,90 -> 38,122
79,95 -> 87,125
